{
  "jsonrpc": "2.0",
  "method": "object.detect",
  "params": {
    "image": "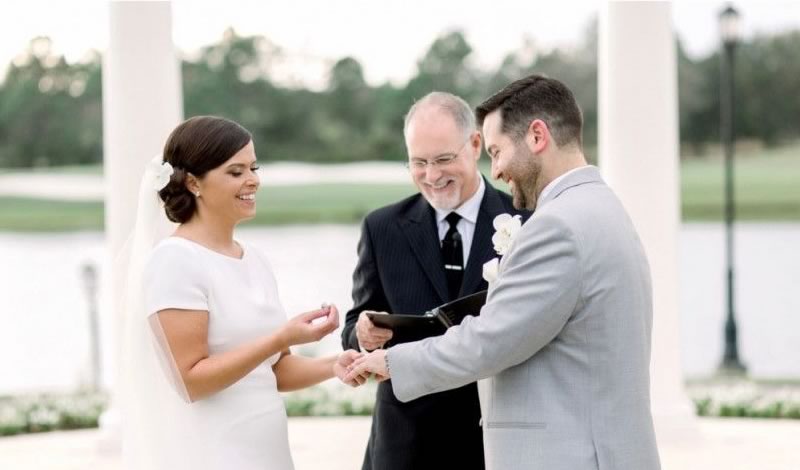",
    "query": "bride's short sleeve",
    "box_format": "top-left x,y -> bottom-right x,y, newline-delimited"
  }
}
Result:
143,242 -> 208,315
